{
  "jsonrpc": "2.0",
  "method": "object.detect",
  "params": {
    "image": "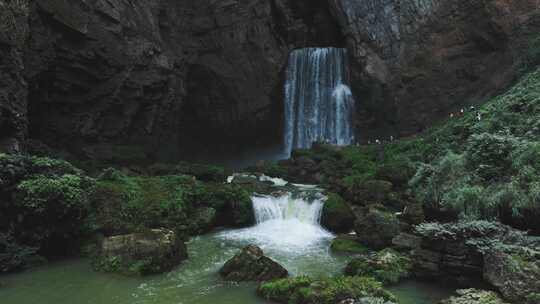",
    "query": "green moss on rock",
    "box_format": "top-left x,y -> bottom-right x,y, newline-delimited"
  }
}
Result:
321,193 -> 355,233
92,229 -> 187,276
330,237 -> 369,254
344,249 -> 412,285
258,275 -> 396,304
